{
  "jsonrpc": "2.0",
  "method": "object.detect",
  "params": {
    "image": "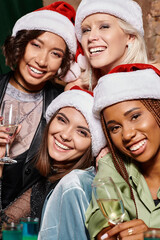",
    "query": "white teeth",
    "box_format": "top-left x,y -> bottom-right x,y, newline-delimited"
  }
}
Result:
30,66 -> 43,74
90,47 -> 105,54
129,139 -> 146,151
55,139 -> 70,150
